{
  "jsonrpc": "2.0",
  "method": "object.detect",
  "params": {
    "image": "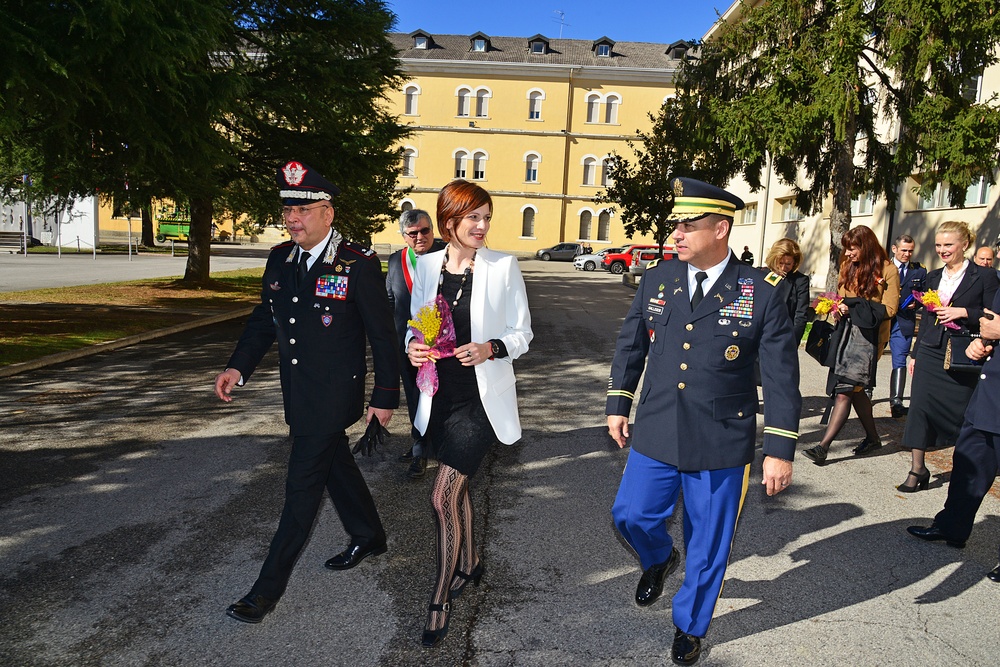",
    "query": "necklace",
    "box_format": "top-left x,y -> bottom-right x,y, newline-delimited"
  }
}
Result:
439,248 -> 476,308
